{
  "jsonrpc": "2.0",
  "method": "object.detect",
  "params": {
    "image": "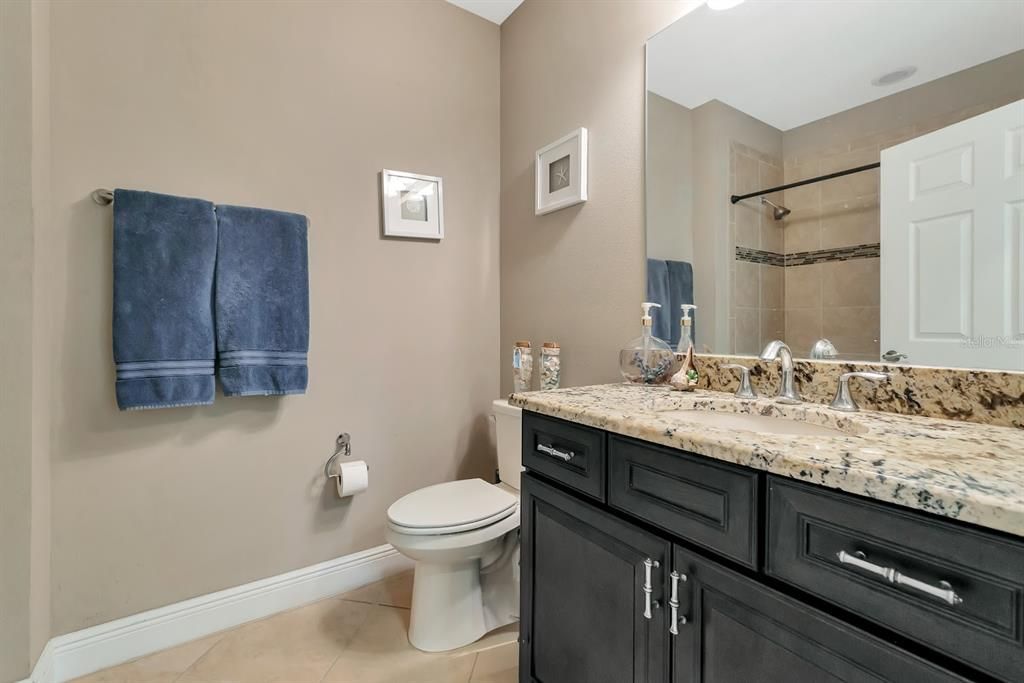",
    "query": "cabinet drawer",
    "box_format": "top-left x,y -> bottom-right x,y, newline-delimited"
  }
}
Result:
608,435 -> 759,568
673,545 -> 969,683
522,411 -> 605,502
767,476 -> 1024,682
